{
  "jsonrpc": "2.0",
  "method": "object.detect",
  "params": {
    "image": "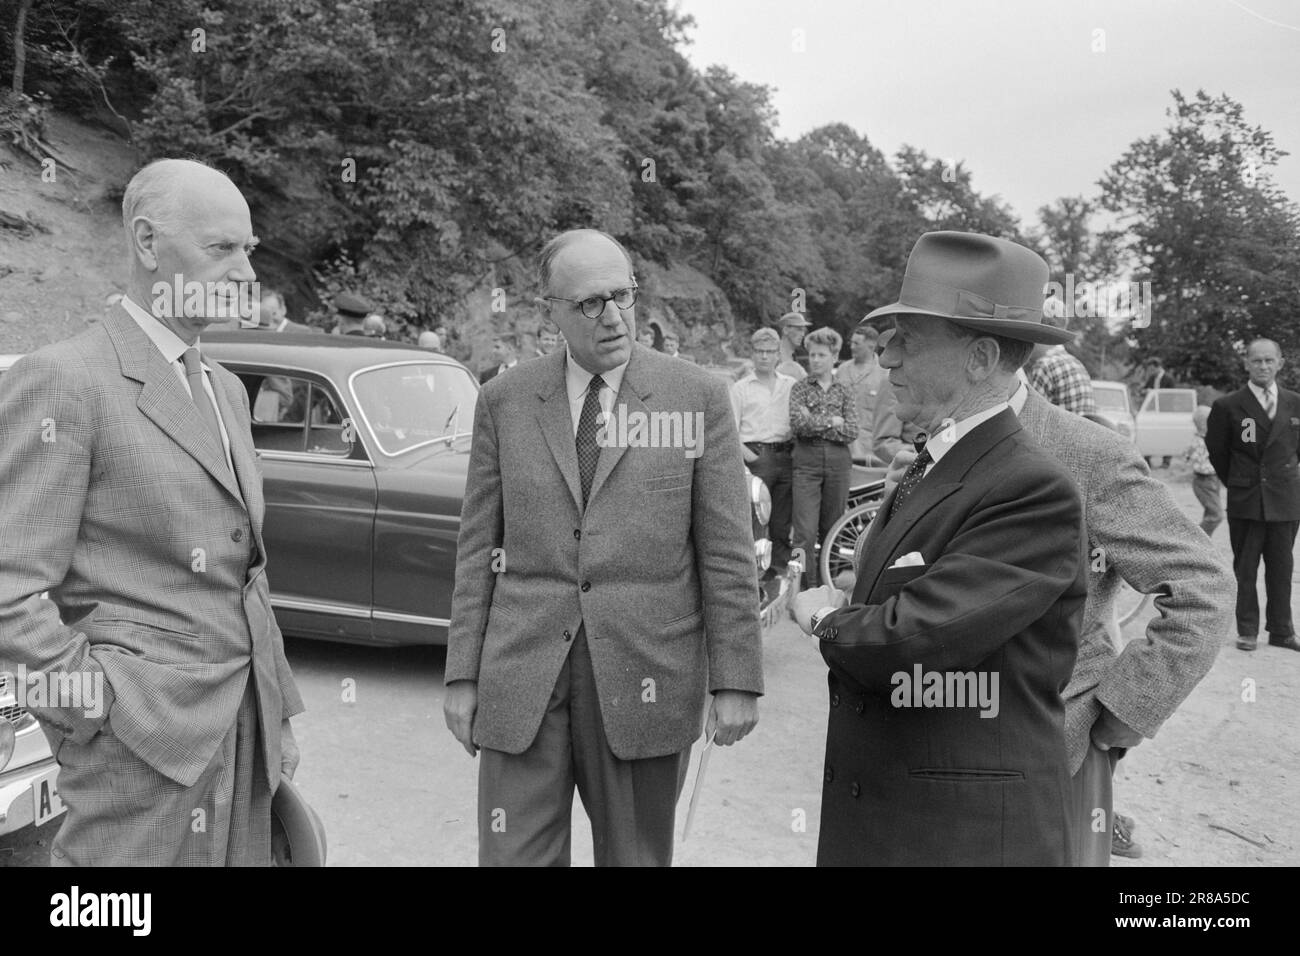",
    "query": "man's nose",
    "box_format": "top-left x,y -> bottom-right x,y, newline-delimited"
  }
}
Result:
228,252 -> 256,284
